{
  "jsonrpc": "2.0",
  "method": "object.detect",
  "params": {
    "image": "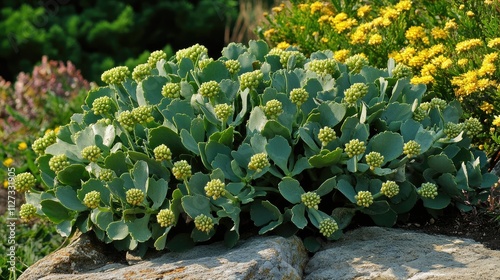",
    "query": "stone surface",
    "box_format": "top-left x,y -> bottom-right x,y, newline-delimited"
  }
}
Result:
20,235 -> 308,280
304,226 -> 500,280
